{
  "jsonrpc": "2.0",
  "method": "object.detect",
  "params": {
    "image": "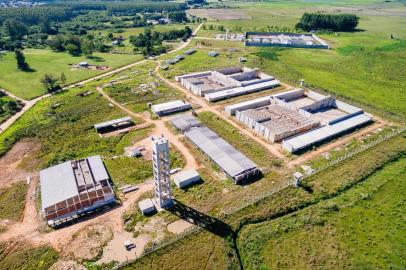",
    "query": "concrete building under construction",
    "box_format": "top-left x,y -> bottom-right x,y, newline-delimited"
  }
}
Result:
225,88 -> 372,152
175,66 -> 280,102
245,32 -> 329,49
151,136 -> 173,208
40,156 -> 115,225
